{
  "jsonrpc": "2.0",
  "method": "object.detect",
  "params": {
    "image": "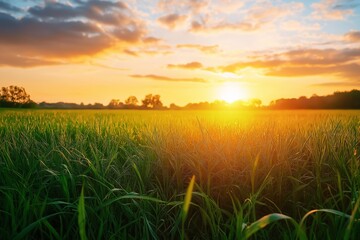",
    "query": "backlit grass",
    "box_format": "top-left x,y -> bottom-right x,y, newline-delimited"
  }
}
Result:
0,109 -> 360,239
